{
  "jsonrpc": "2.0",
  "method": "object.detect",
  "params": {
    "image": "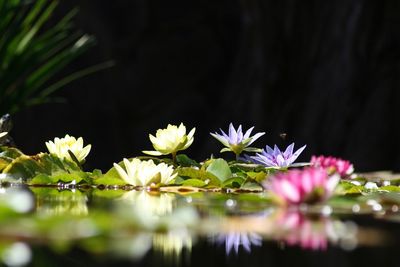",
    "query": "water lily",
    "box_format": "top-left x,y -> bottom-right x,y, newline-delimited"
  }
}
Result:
143,123 -> 195,160
251,143 -> 306,168
113,158 -> 177,186
45,134 -> 91,163
264,168 -> 339,205
210,123 -> 265,157
0,132 -> 7,138
311,155 -> 354,177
